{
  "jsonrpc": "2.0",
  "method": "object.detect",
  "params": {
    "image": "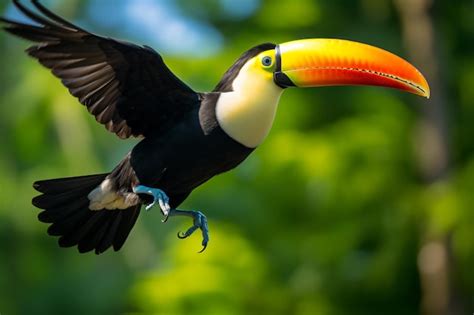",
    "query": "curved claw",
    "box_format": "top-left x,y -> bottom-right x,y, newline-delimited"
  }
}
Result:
161,214 -> 170,223
176,231 -> 208,252
177,231 -> 188,239
173,210 -> 209,252
198,243 -> 207,253
145,202 -> 155,211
